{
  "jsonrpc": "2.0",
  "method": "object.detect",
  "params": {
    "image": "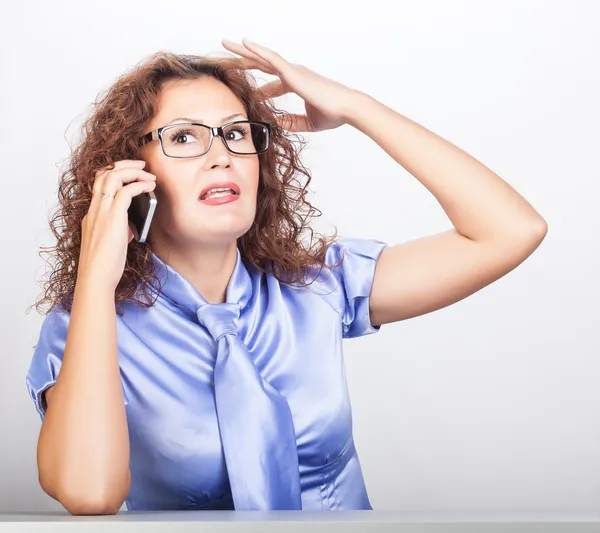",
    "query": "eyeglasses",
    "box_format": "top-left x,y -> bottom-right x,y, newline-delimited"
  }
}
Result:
138,120 -> 271,158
